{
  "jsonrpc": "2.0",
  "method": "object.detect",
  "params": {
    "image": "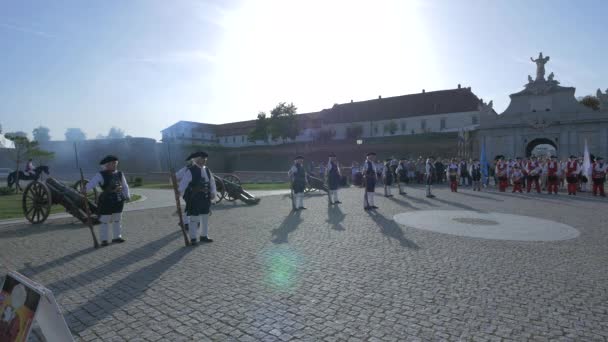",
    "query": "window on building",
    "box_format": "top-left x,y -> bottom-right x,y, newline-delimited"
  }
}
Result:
472,115 -> 479,125
401,122 -> 406,131
440,118 -> 446,130
241,136 -> 244,142
232,136 -> 236,143
373,125 -> 378,135
421,119 -> 426,130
